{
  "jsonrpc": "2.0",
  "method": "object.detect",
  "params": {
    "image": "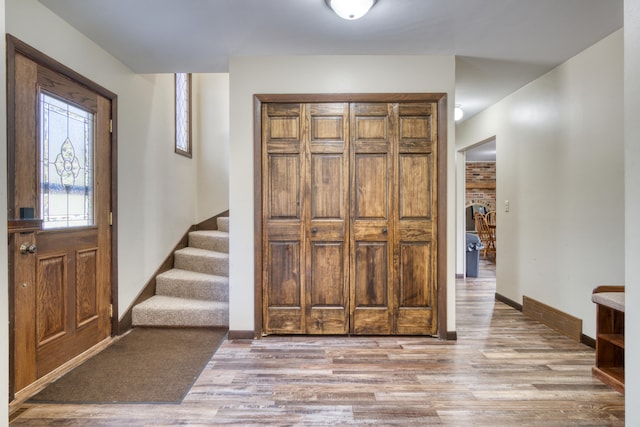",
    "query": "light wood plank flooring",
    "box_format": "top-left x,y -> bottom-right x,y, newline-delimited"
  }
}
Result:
10,261 -> 624,426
